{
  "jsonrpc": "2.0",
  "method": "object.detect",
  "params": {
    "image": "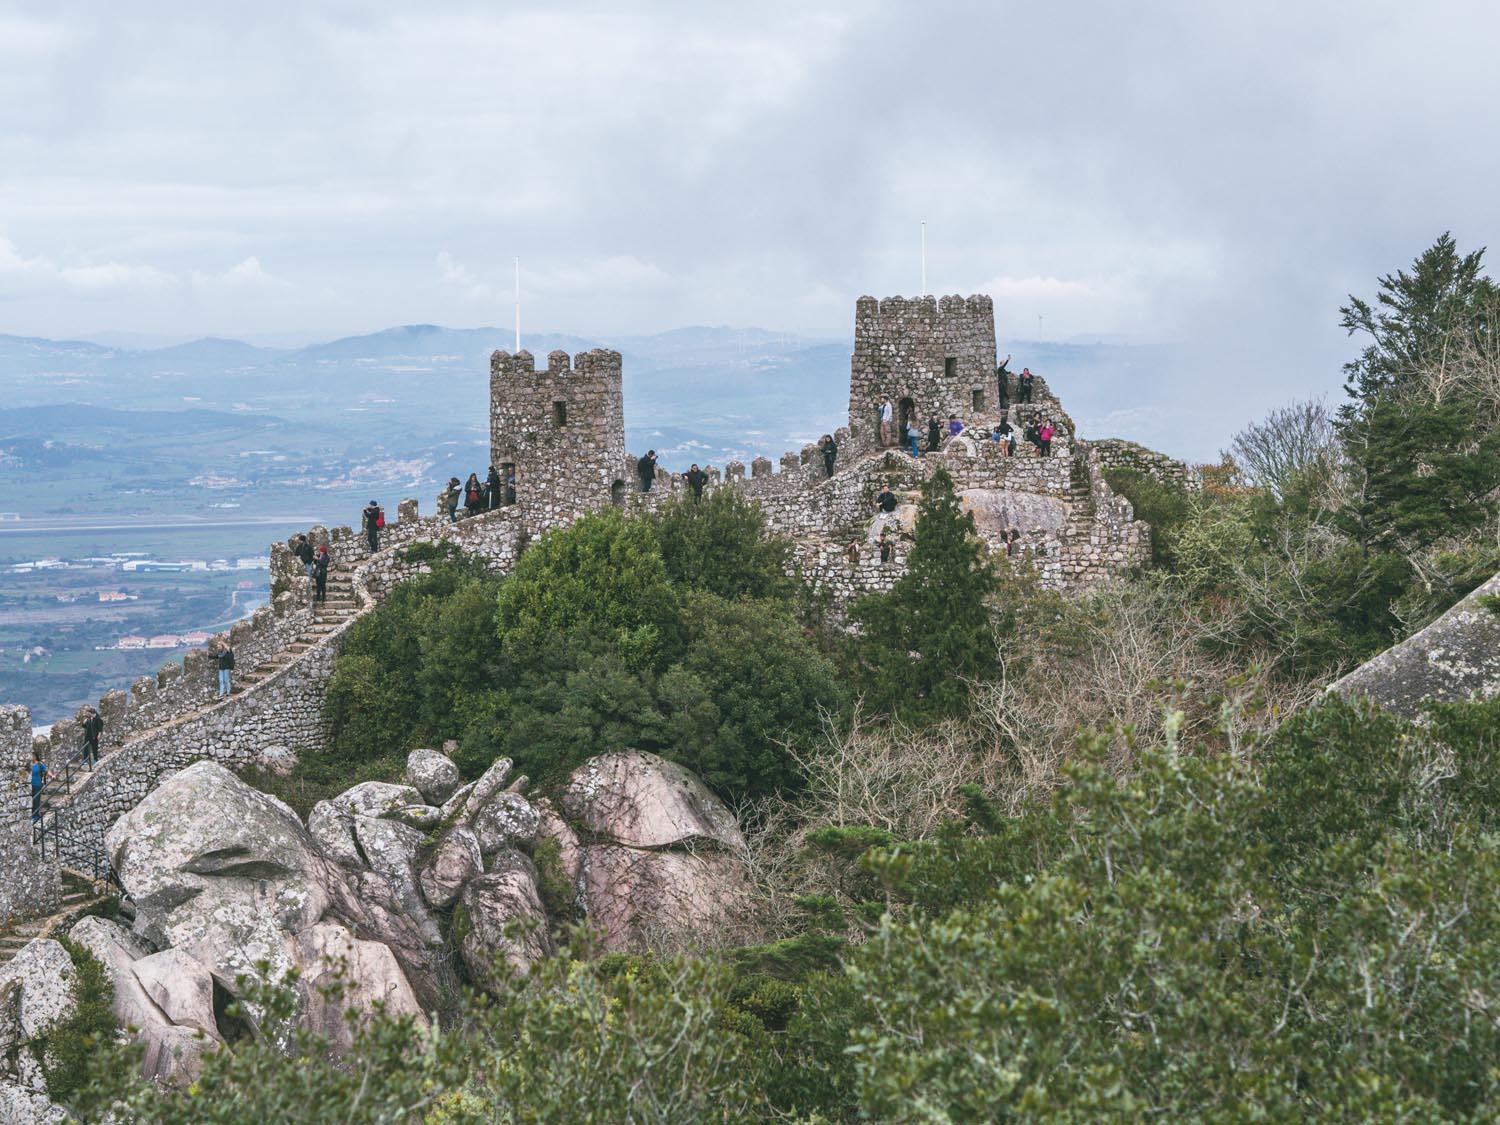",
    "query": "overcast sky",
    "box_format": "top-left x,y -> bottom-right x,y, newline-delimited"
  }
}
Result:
2,0 -> 1498,440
